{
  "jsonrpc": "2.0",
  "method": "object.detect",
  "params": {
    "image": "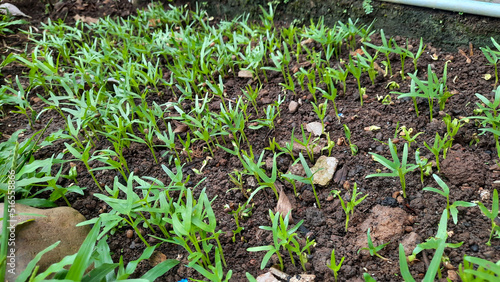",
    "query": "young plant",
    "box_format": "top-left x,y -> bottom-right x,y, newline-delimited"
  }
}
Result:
399,126 -> 423,147
366,139 -> 418,198
331,183 -> 368,232
343,124 -> 358,156
327,248 -> 345,282
357,228 -> 390,260
481,37 -> 500,87
406,37 -> 427,73
347,55 -> 364,106
282,152 -> 321,208
415,149 -> 432,184
423,132 -> 449,172
294,124 -> 318,162
242,84 -> 261,115
311,99 -> 328,134
477,188 -> 500,246
469,87 -> 500,159
317,85 -> 340,122
423,174 -> 477,224
399,210 -> 452,281
247,210 -> 303,271
458,255 -> 500,281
